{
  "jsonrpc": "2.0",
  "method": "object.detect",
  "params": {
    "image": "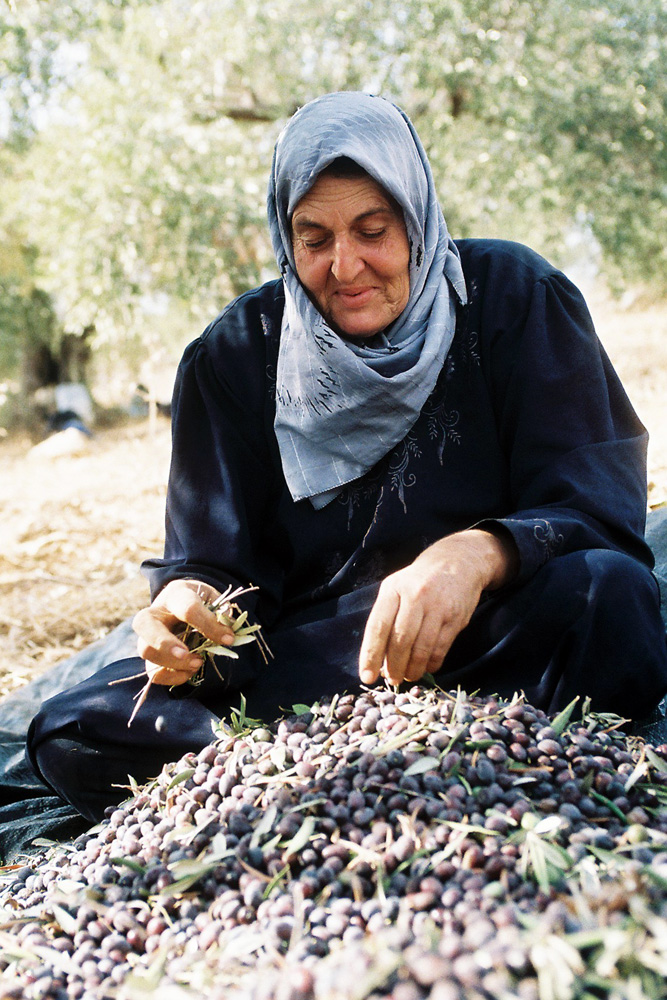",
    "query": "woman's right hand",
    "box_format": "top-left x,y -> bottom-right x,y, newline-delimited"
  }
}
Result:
132,579 -> 236,686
